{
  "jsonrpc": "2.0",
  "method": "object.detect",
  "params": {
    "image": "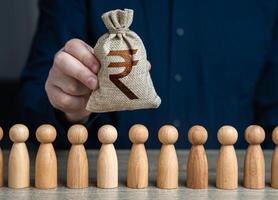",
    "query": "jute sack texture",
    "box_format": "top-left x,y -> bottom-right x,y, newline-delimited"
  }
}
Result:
86,9 -> 161,112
